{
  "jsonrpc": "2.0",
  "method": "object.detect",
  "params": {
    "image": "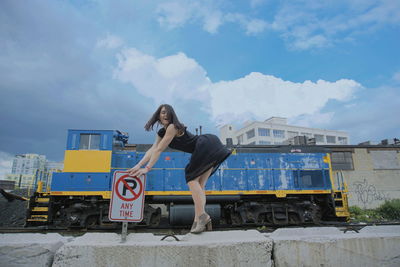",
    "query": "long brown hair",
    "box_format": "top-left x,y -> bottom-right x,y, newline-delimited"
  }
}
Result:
145,104 -> 185,132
